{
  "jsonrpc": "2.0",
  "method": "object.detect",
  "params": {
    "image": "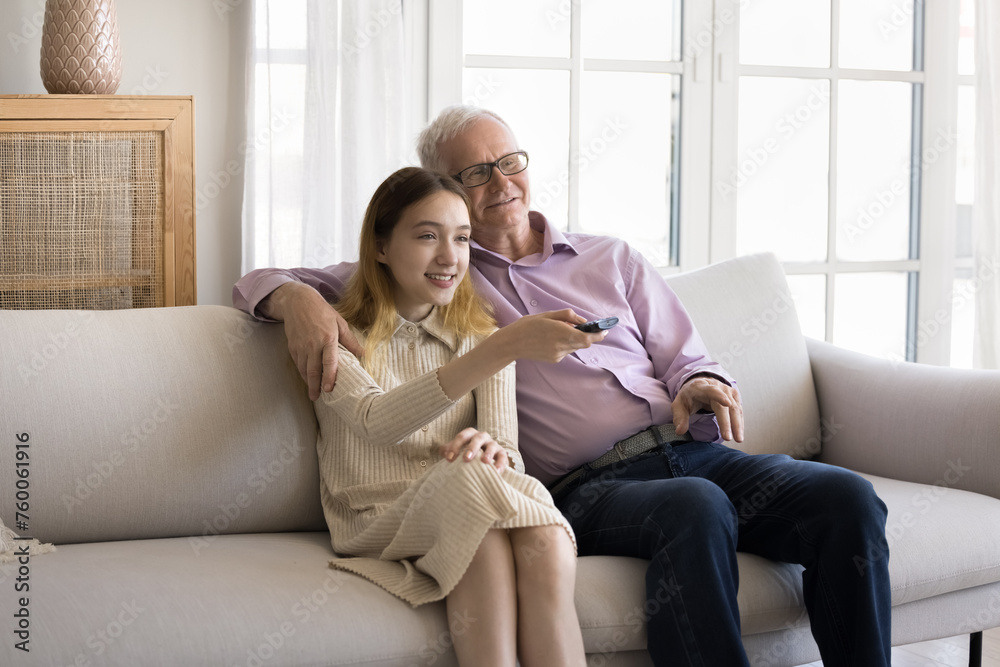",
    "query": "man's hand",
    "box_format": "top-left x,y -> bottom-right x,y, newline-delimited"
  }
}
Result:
261,282 -> 363,400
672,375 -> 744,443
439,427 -> 510,472
494,309 -> 606,364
